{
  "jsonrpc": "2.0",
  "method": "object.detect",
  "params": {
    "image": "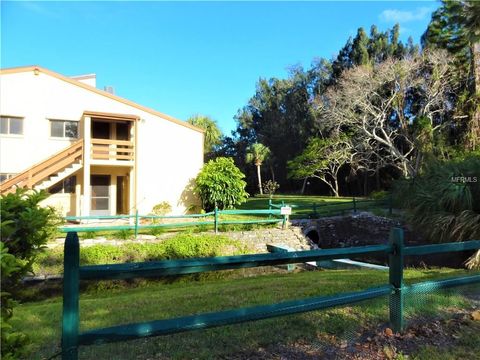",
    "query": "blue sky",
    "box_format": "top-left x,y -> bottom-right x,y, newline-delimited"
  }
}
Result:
1,1 -> 438,135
